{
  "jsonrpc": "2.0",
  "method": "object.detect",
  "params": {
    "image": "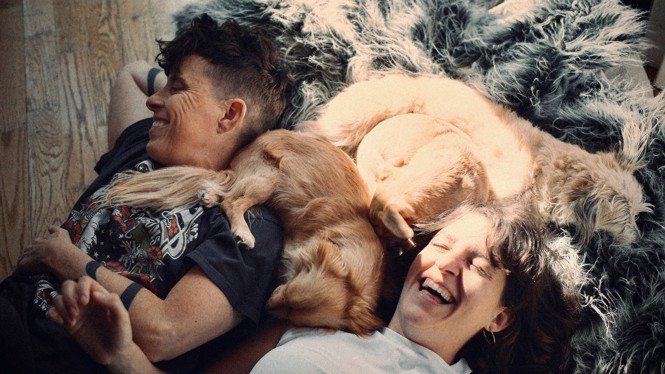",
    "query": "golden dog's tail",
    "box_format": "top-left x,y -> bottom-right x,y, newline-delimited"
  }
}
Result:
101,166 -> 234,210
297,74 -> 426,156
